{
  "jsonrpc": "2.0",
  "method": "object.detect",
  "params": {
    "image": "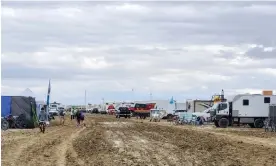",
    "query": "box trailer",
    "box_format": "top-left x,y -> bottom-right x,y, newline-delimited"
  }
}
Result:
186,100 -> 213,113
211,94 -> 276,128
